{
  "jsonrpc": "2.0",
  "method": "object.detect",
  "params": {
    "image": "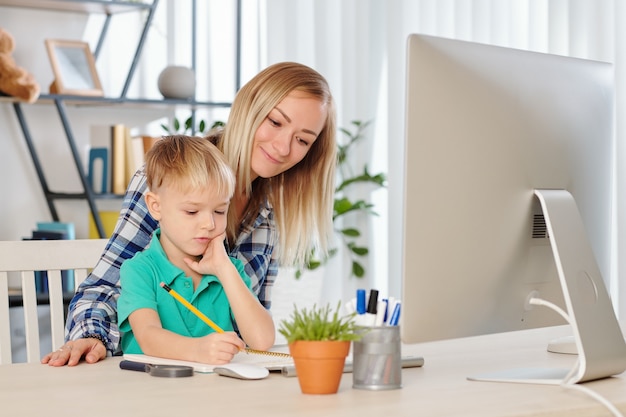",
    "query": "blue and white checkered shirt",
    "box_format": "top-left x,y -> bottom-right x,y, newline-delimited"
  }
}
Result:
65,166 -> 278,355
